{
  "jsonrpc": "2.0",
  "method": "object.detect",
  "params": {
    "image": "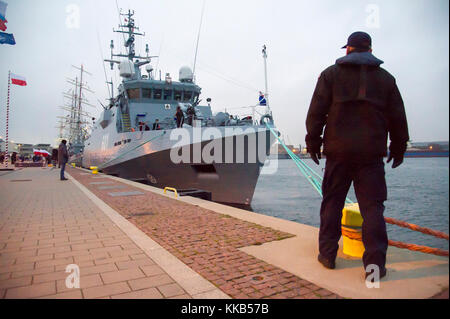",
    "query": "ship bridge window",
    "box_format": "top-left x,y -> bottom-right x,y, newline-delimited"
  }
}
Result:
183,91 -> 193,102
127,88 -> 140,100
174,90 -> 182,101
193,92 -> 199,103
154,89 -> 162,100
142,88 -> 152,99
164,89 -> 173,100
